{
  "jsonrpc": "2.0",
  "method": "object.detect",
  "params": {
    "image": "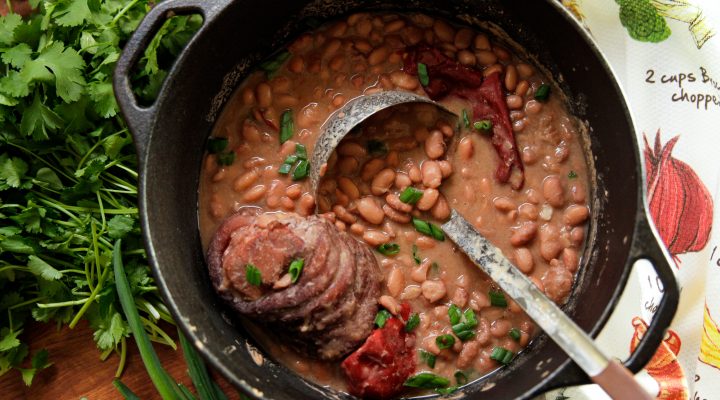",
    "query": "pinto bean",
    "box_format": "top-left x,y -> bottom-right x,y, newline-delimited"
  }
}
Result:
492,46 -> 511,62
476,50 -> 497,66
361,158 -> 386,182
433,20 -> 454,42
333,204 -> 357,224
452,287 -> 469,308
383,204 -> 411,223
562,247 -> 580,272
411,260 -> 431,283
457,341 -> 480,369
387,268 -> 405,297
515,80 -> 530,97
458,136 -> 474,159
525,99 -> 543,114
540,237 -> 563,262
408,163 -> 422,183
338,177 -> 360,200
394,172 -> 412,189
564,205 -> 589,226
390,70 -> 419,90
438,160 -> 453,178
510,222 -> 538,246
570,226 -> 585,245
297,193 -> 315,216
379,295 -> 400,315
457,50 -> 476,66
506,94 -> 523,110
357,196 -> 384,225
490,319 -> 512,338
363,230 -> 390,246
371,169 -> 396,195
386,193 -> 413,213
337,156 -> 359,175
518,203 -> 538,220
424,130 -> 446,159
422,280 -> 447,303
416,188 -> 439,211
474,33 -> 490,50
243,185 -> 267,202
400,285 -> 422,300
514,247 -> 534,273
338,141 -> 367,158
431,194 -> 451,220
421,161 -> 442,188
368,46 -> 389,66
517,63 -> 534,78
493,196 -> 516,212
504,64 -> 518,92
255,83 -> 272,108
542,175 -> 565,208
233,170 -> 259,192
